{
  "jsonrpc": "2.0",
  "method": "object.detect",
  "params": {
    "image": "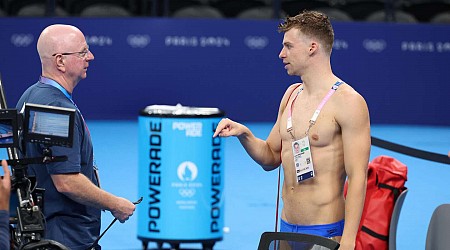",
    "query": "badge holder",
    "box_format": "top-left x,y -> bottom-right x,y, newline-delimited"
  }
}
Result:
292,131 -> 315,182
